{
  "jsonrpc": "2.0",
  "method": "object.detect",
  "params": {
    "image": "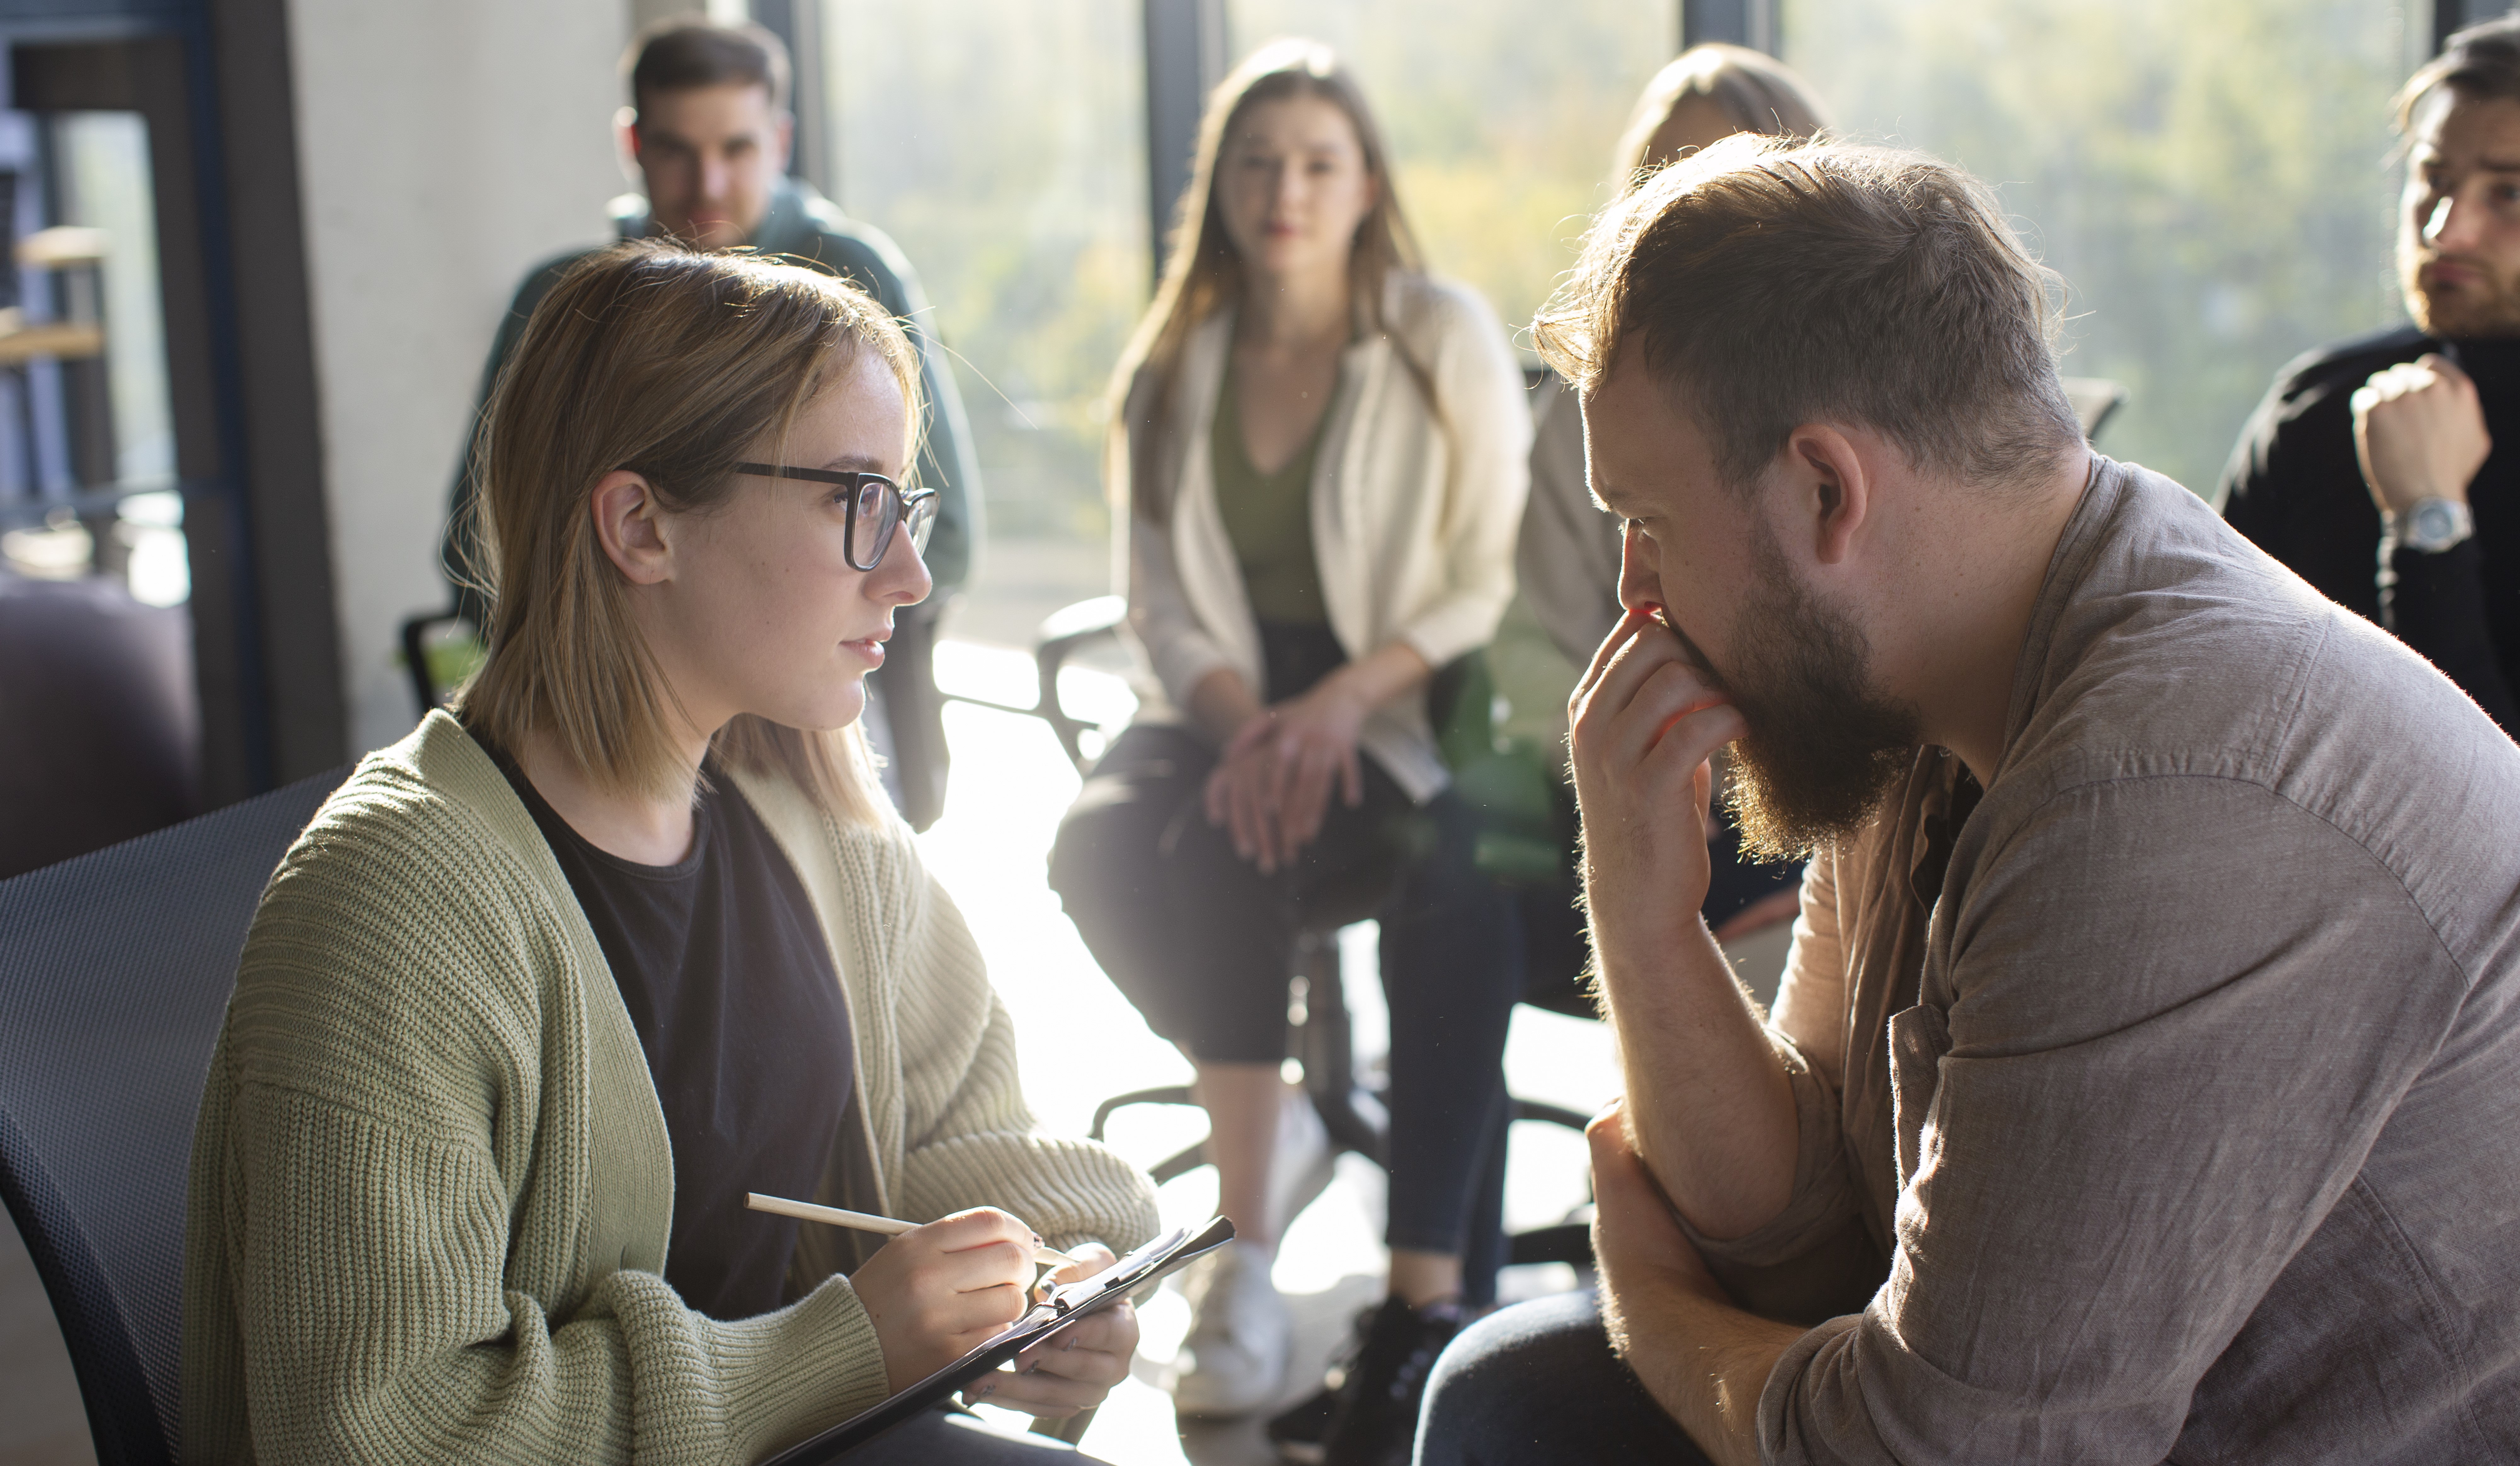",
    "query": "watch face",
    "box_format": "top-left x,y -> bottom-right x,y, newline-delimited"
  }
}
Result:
2413,500 -> 2460,547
